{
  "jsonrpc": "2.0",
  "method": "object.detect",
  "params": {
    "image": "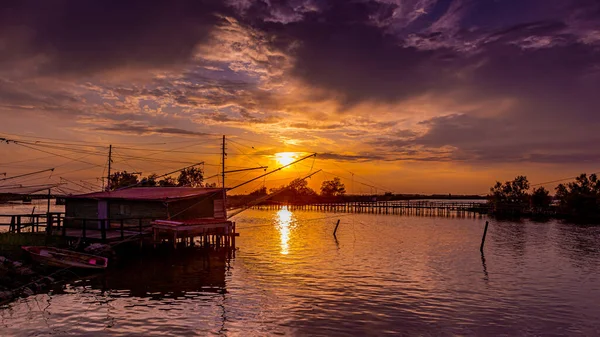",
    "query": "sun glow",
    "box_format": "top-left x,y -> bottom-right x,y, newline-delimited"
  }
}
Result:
275,152 -> 298,166
276,206 -> 295,255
